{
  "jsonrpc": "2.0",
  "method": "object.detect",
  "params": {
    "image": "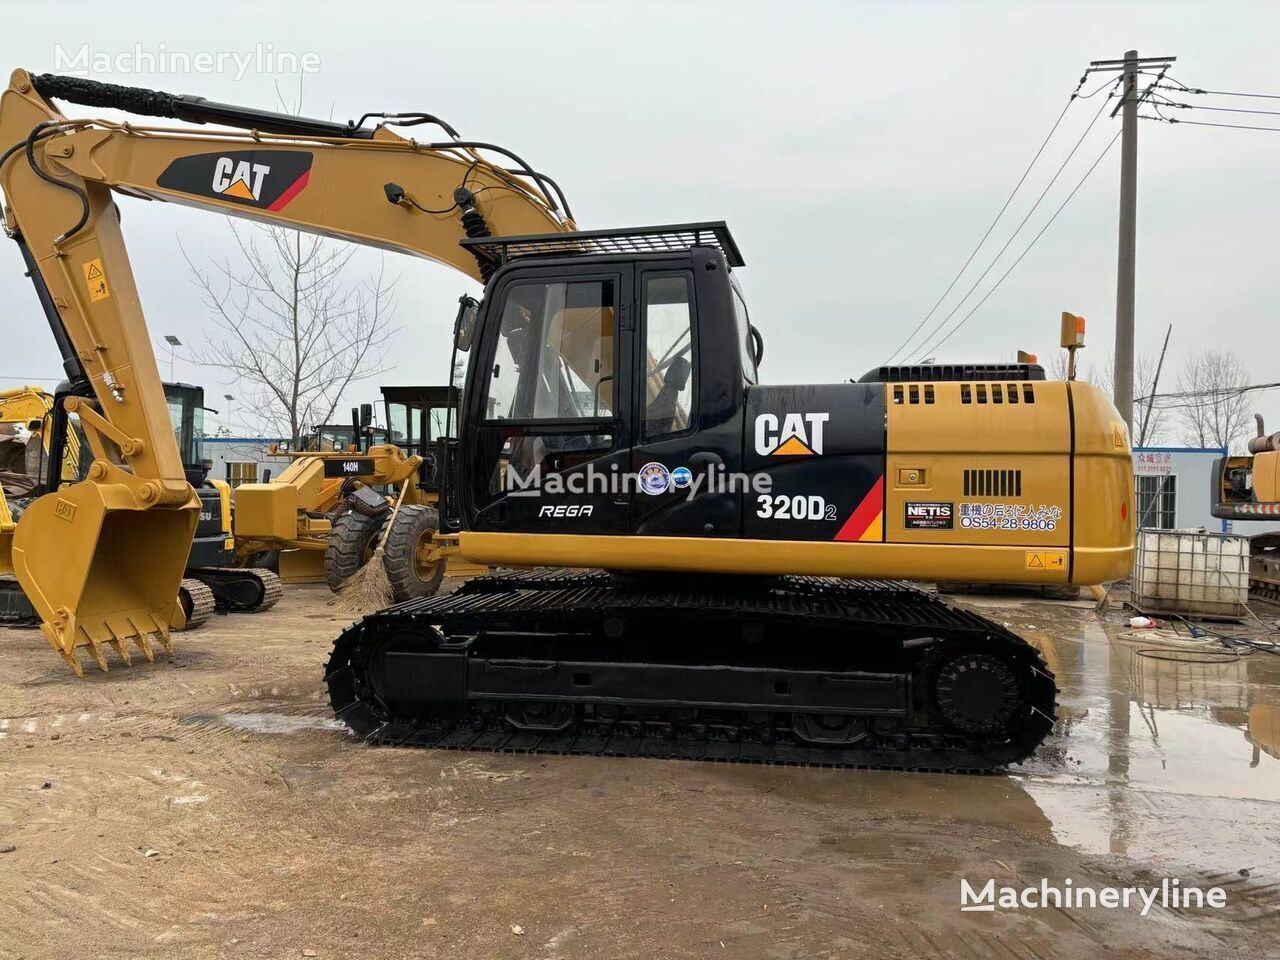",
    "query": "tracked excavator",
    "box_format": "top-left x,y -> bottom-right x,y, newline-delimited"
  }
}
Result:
0,380 -> 278,629
0,70 -> 1133,770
